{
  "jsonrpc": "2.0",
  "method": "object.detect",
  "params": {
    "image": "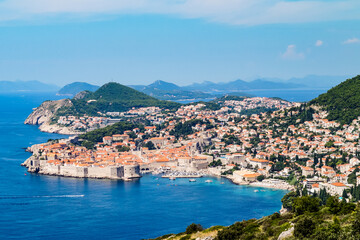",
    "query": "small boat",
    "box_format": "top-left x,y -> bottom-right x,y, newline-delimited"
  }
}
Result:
205,180 -> 213,183
221,182 -> 225,184
254,190 -> 259,192
189,179 -> 196,182
169,177 -> 176,180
